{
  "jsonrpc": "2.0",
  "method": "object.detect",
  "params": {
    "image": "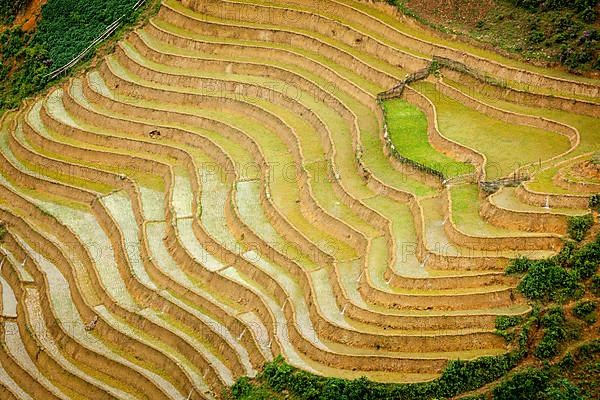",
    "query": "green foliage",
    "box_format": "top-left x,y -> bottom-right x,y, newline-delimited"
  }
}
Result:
0,224 -> 6,241
495,316 -> 523,342
496,317 -> 519,329
517,260 -> 580,301
591,275 -> 600,297
590,194 -> 600,213
397,0 -> 600,72
460,395 -> 486,400
227,351 -> 523,400
510,235 -> 600,301
543,378 -> 585,400
0,0 -> 30,23
567,215 -> 594,242
0,0 -> 152,113
33,0 -> 139,67
535,307 -> 569,359
492,368 -> 585,400
229,377 -> 274,400
506,256 -> 533,274
568,235 -> 600,280
572,300 -> 597,324
492,368 -> 549,400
